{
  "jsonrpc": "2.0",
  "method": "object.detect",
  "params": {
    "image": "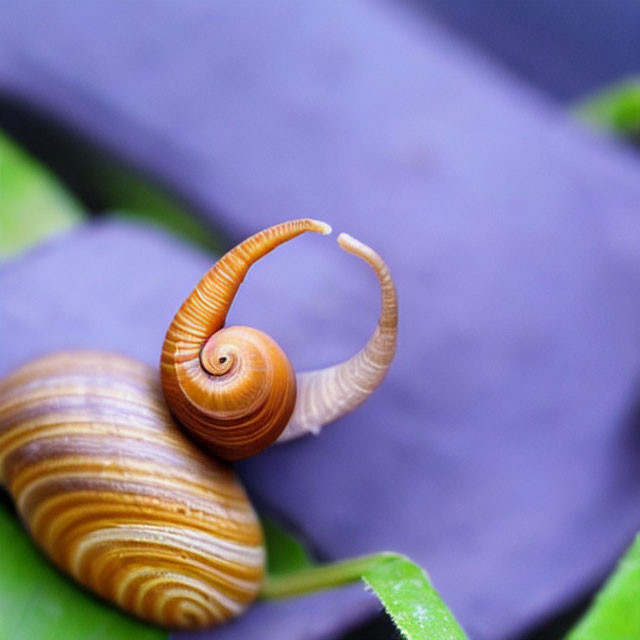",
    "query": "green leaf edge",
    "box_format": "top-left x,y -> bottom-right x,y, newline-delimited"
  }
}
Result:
0,129 -> 84,259
262,516 -> 315,575
363,555 -> 468,640
574,77 -> 640,138
566,533 -> 640,640
261,551 -> 468,640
